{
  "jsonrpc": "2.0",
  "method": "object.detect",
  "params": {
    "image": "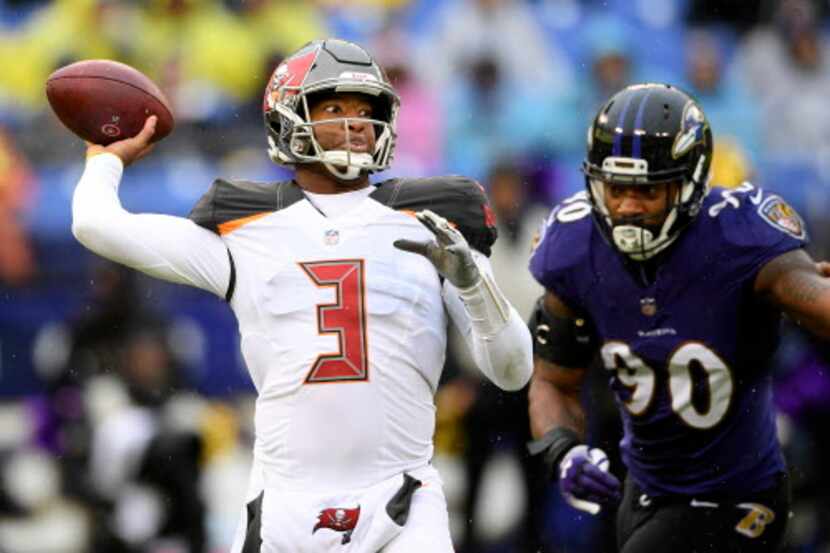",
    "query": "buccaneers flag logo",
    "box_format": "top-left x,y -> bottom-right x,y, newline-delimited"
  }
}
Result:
312,505 -> 361,545
263,48 -> 318,111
